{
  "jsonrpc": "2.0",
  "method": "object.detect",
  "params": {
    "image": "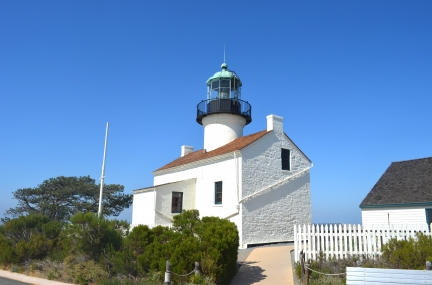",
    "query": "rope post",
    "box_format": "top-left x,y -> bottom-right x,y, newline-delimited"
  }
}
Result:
303,263 -> 310,285
300,250 -> 305,275
195,262 -> 201,276
164,260 -> 172,285
427,261 -> 431,270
